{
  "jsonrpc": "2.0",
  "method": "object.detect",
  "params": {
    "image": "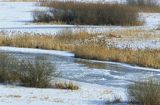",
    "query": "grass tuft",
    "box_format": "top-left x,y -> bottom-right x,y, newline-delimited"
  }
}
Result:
54,81 -> 79,90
